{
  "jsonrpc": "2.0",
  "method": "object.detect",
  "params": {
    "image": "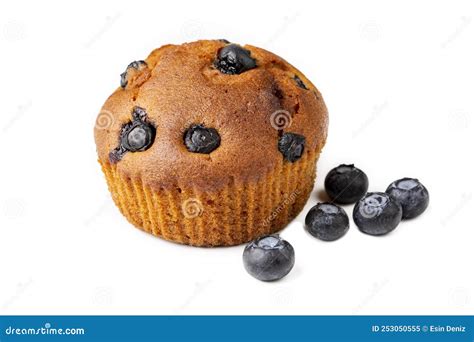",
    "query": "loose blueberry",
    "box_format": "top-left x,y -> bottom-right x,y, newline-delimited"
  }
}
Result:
109,107 -> 155,163
214,44 -> 256,75
278,133 -> 305,162
243,235 -> 295,282
293,75 -> 308,90
324,164 -> 369,204
386,178 -> 429,219
305,203 -> 350,241
353,192 -> 402,236
120,60 -> 147,88
184,124 -> 221,154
